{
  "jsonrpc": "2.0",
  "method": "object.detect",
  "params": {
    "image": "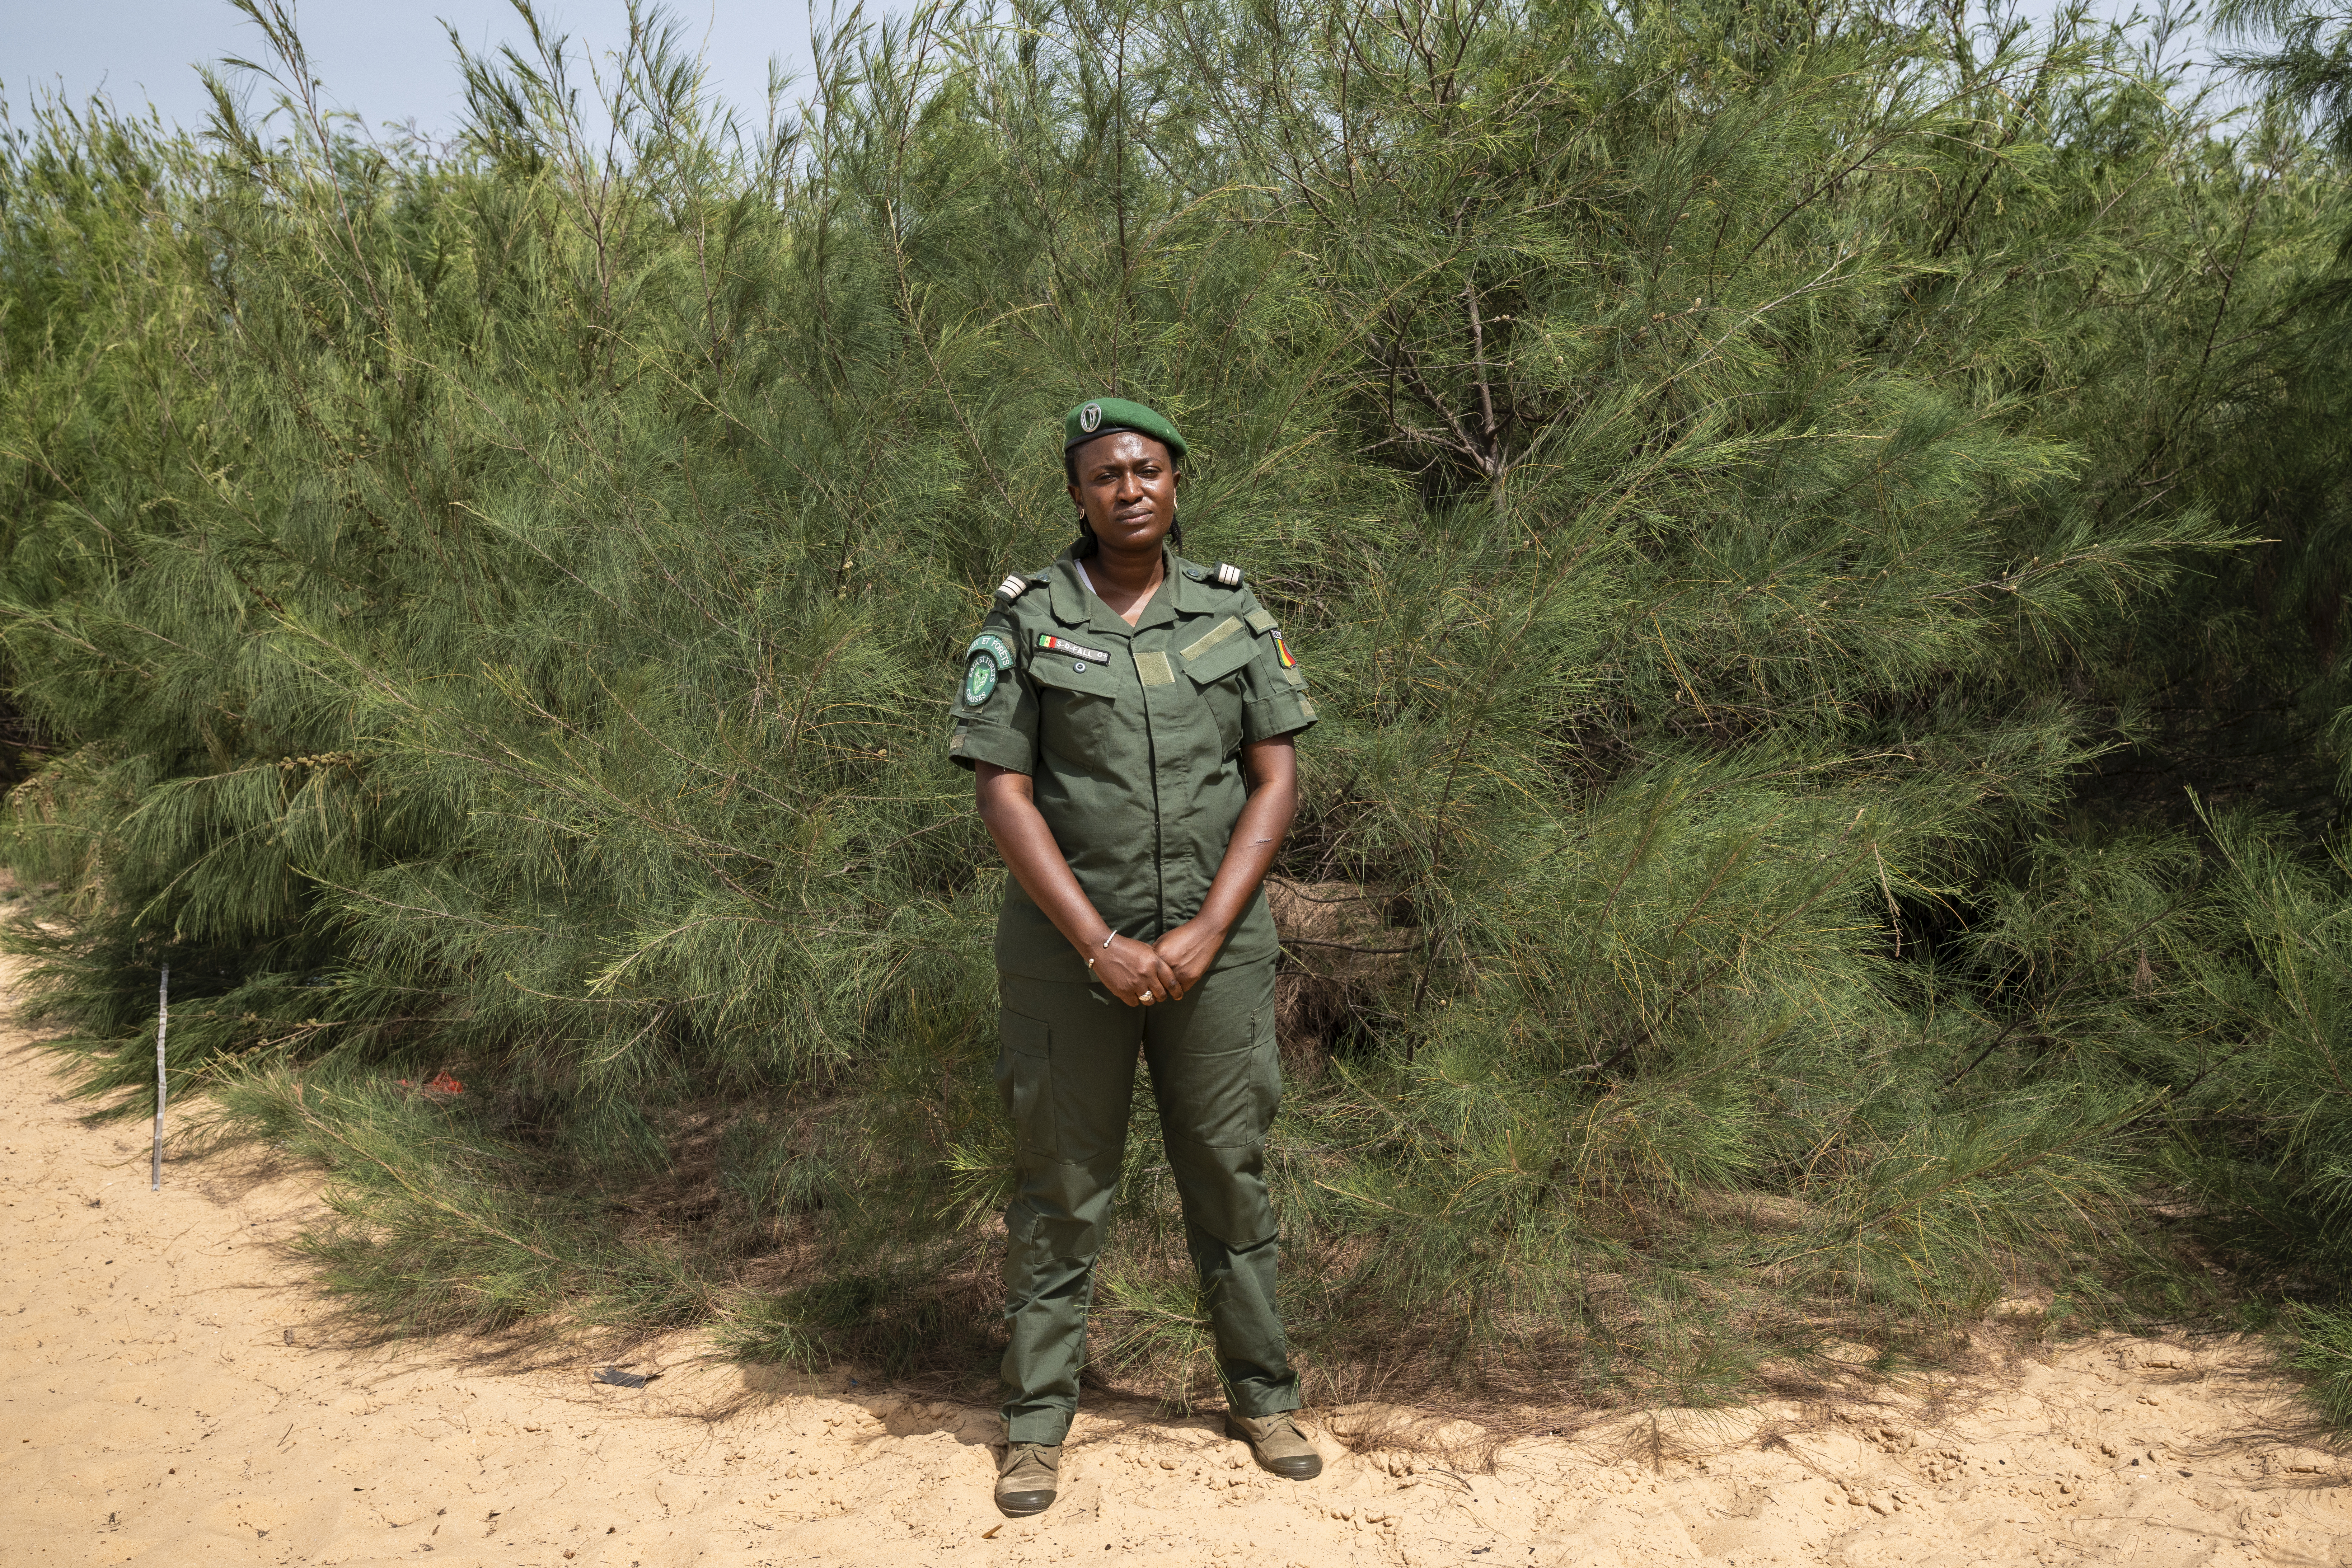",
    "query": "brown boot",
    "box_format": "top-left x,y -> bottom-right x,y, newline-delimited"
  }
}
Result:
995,1441 -> 1061,1516
1225,1411 -> 1322,1479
